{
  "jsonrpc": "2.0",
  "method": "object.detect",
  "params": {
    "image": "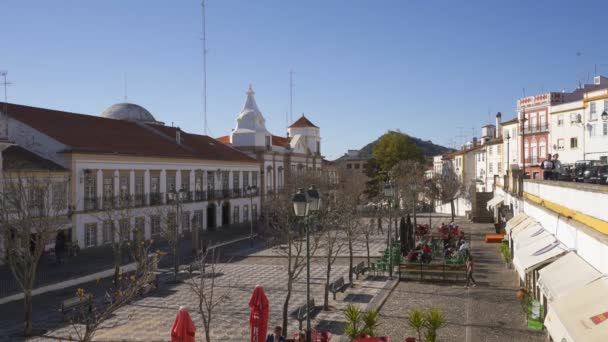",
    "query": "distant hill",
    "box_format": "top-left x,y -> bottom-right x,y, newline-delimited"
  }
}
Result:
335,131 -> 454,162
